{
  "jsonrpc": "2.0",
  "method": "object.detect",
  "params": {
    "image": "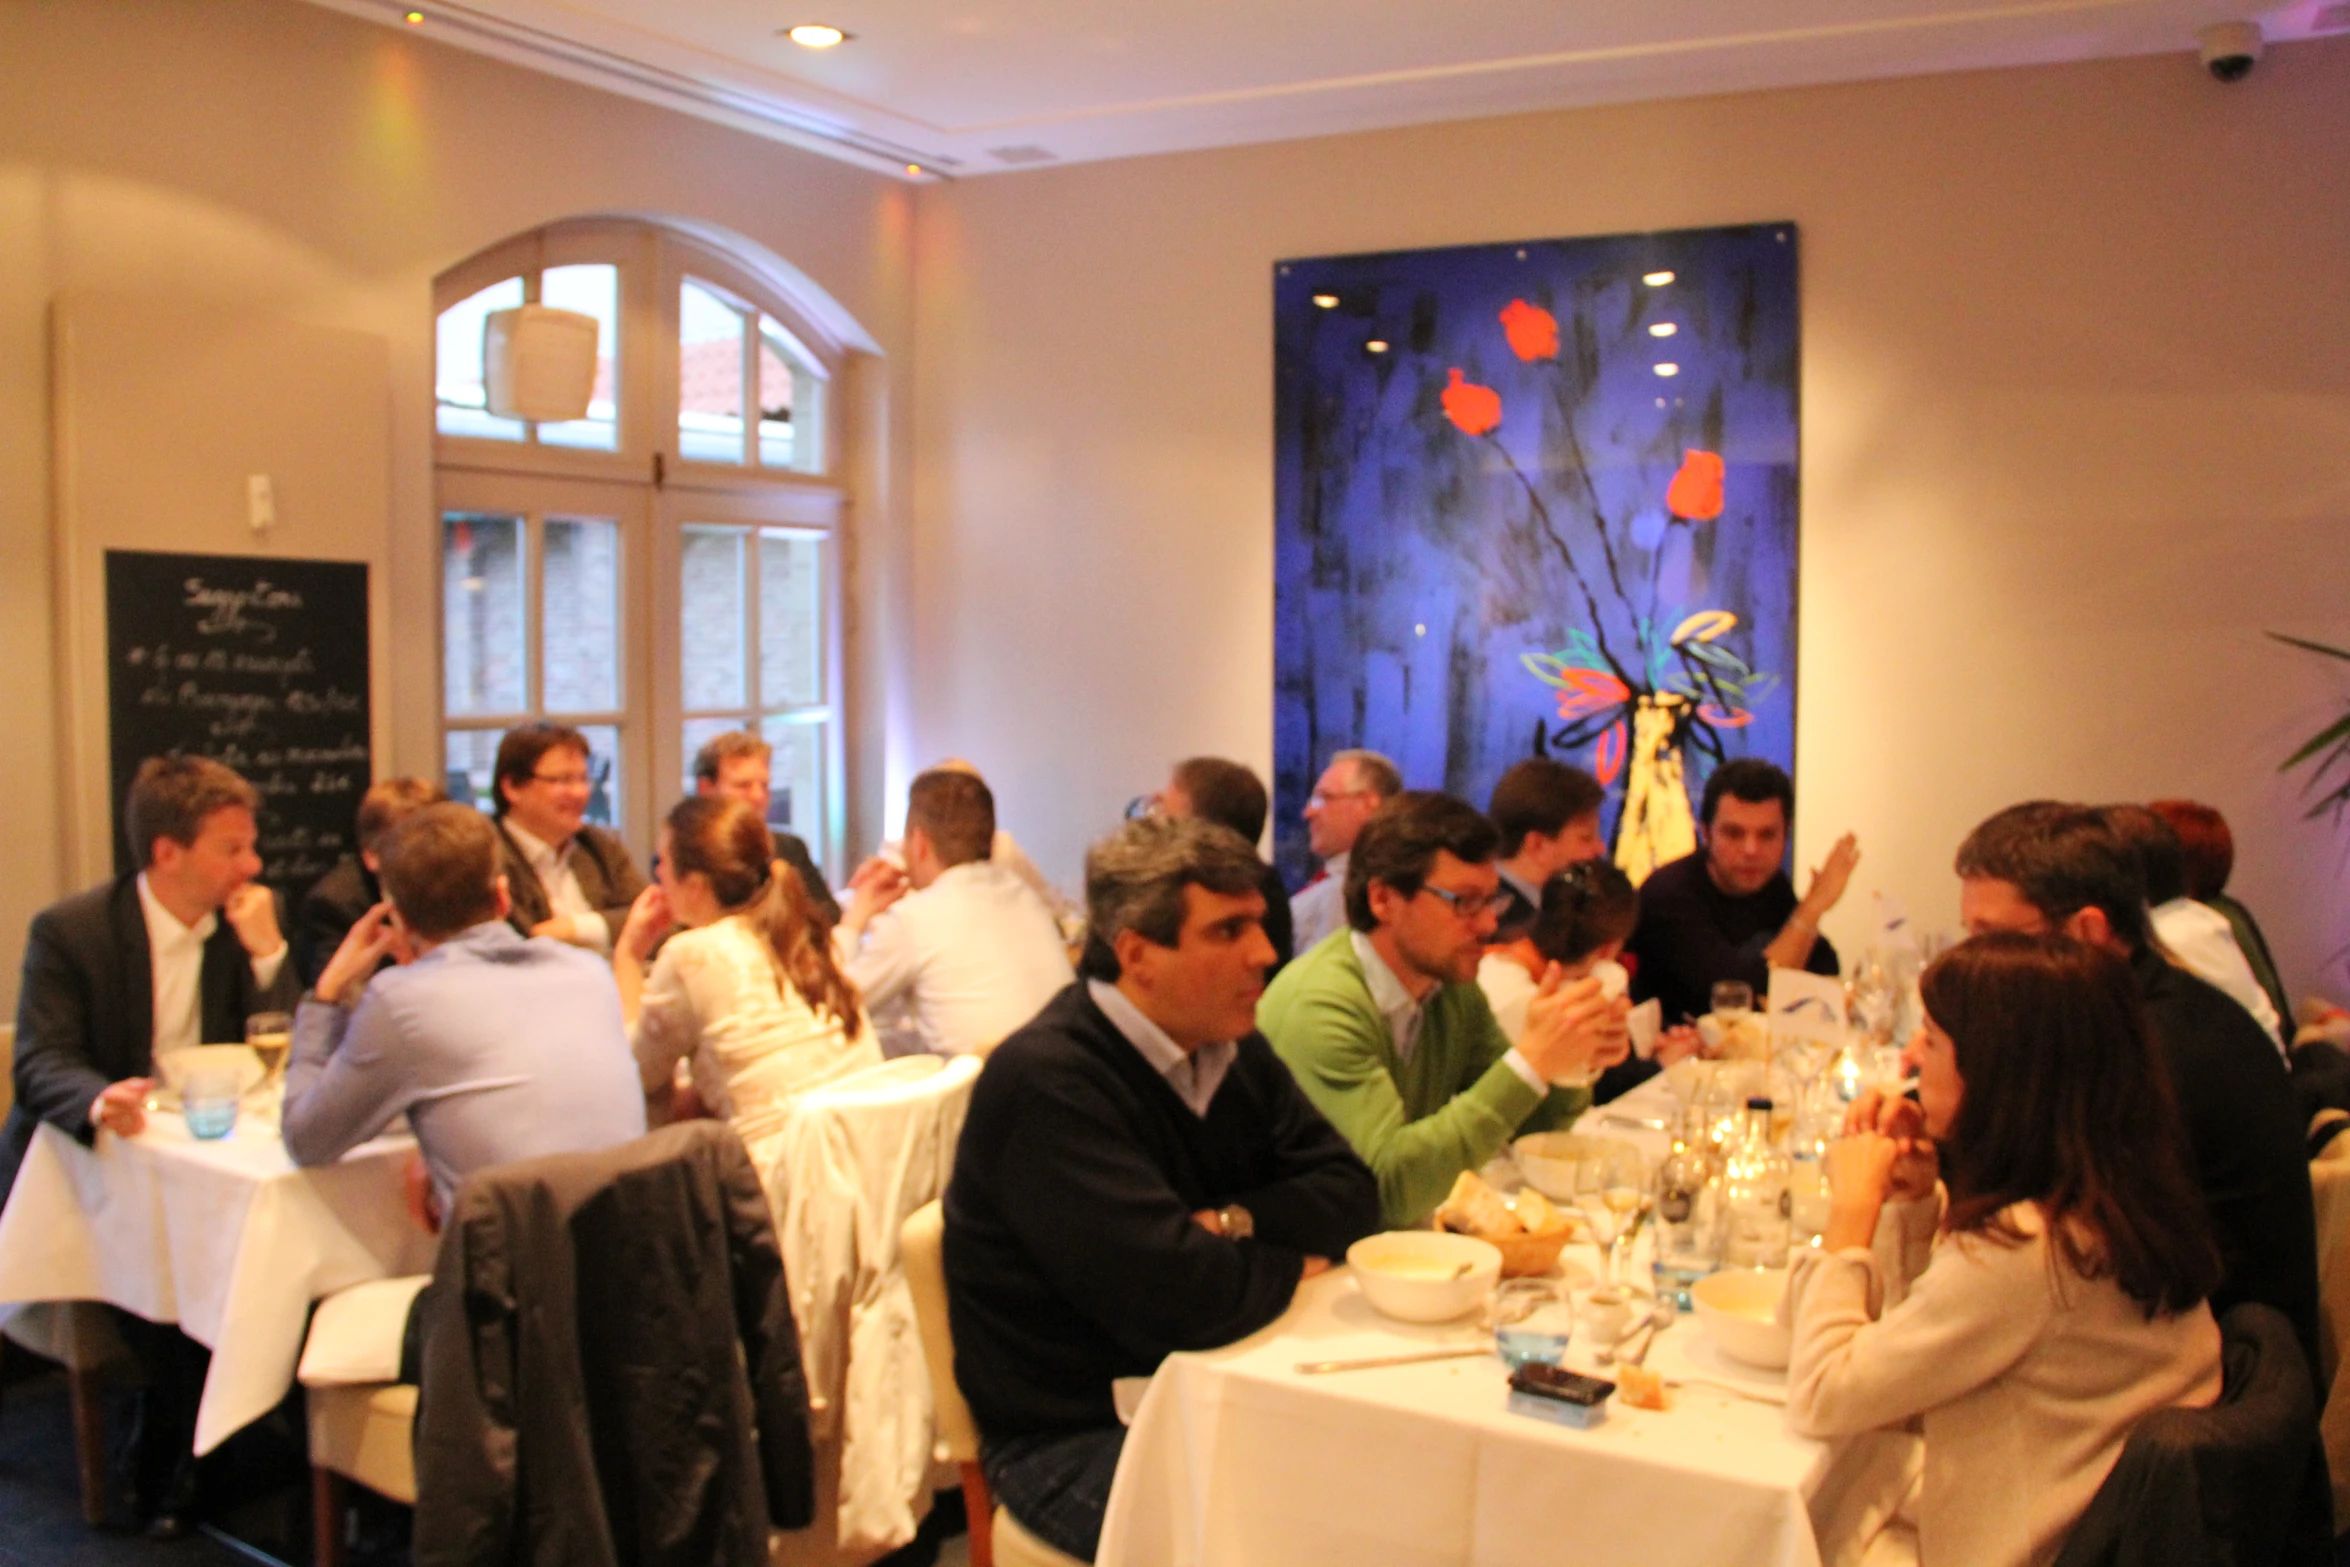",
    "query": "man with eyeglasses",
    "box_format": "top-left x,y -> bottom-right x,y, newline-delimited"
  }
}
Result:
1259,791 -> 1630,1227
1289,749 -> 1401,955
488,722 -> 646,953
